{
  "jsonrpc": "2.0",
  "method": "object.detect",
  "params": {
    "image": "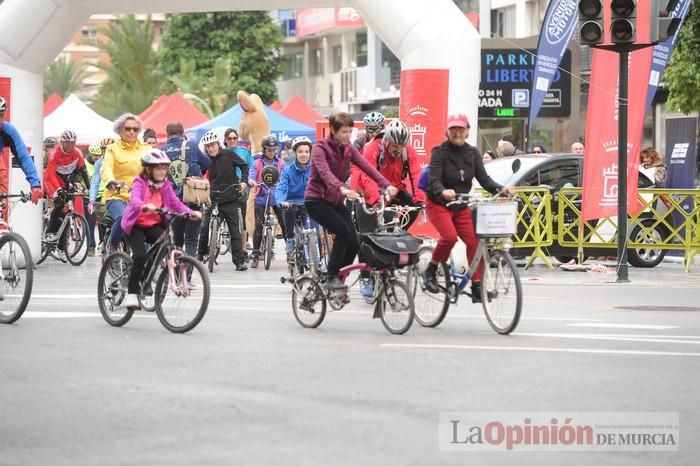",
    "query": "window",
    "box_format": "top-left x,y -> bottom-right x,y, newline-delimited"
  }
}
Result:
311,48 -> 324,76
81,26 -> 98,40
525,162 -> 580,190
381,42 -> 401,86
490,6 -> 516,38
284,53 -> 303,80
356,32 -> 368,67
332,45 -> 343,73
